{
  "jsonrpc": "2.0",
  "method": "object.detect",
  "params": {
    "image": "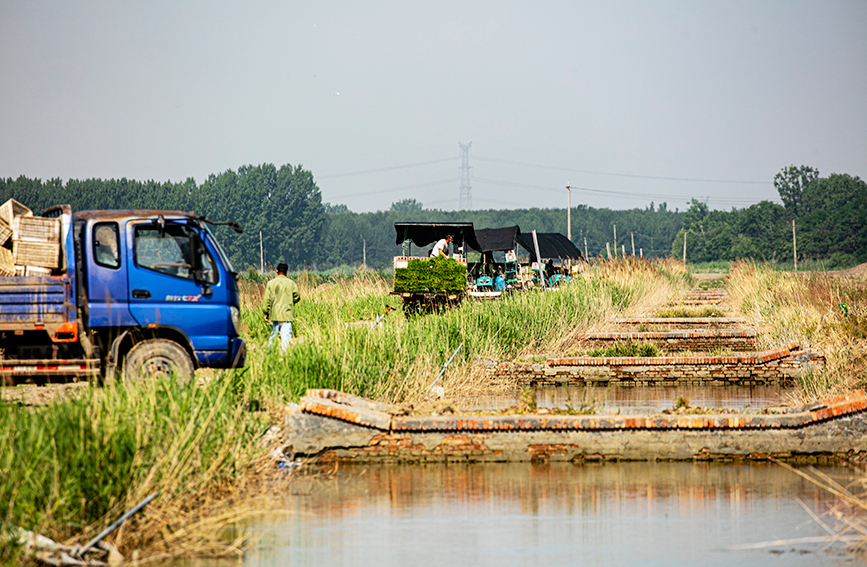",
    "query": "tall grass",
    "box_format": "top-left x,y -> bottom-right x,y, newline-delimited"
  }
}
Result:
687,258 -> 864,274
235,258 -> 690,406
726,260 -> 867,399
0,377 -> 271,563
